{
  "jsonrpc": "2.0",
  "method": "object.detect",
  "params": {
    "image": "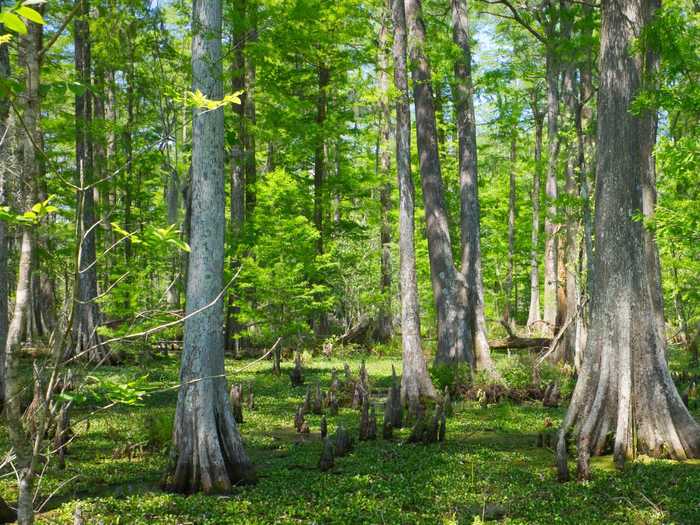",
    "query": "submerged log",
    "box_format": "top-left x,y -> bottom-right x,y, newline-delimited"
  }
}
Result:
489,337 -> 551,350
